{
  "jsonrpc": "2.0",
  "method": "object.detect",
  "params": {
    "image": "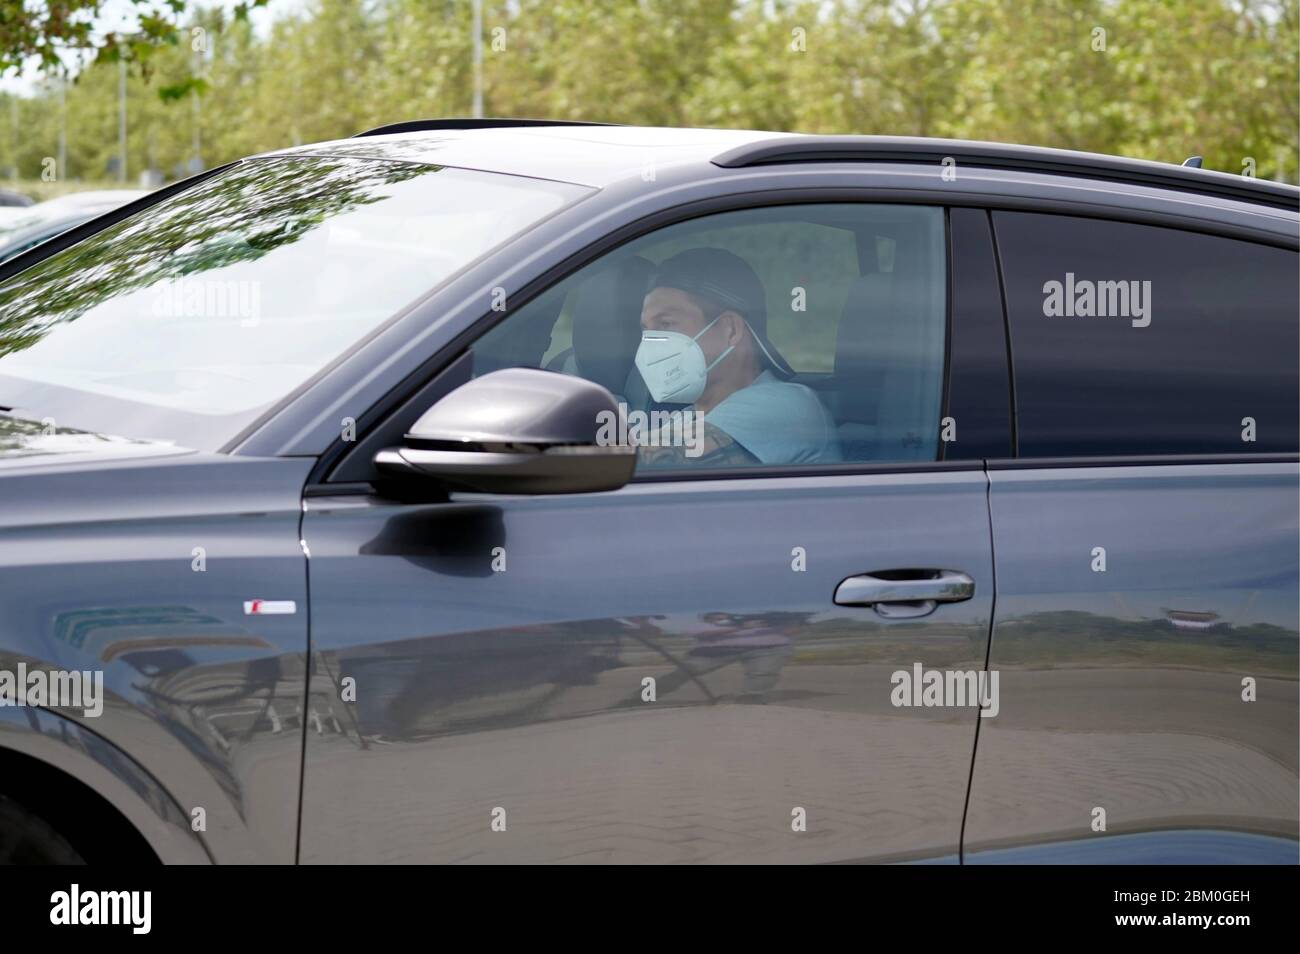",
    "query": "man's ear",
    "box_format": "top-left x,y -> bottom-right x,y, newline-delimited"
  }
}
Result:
719,310 -> 748,343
